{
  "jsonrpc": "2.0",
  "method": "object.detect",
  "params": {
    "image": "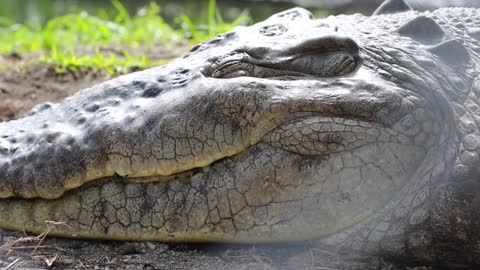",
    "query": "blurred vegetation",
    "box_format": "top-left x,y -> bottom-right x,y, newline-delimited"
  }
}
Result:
0,0 -> 251,74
